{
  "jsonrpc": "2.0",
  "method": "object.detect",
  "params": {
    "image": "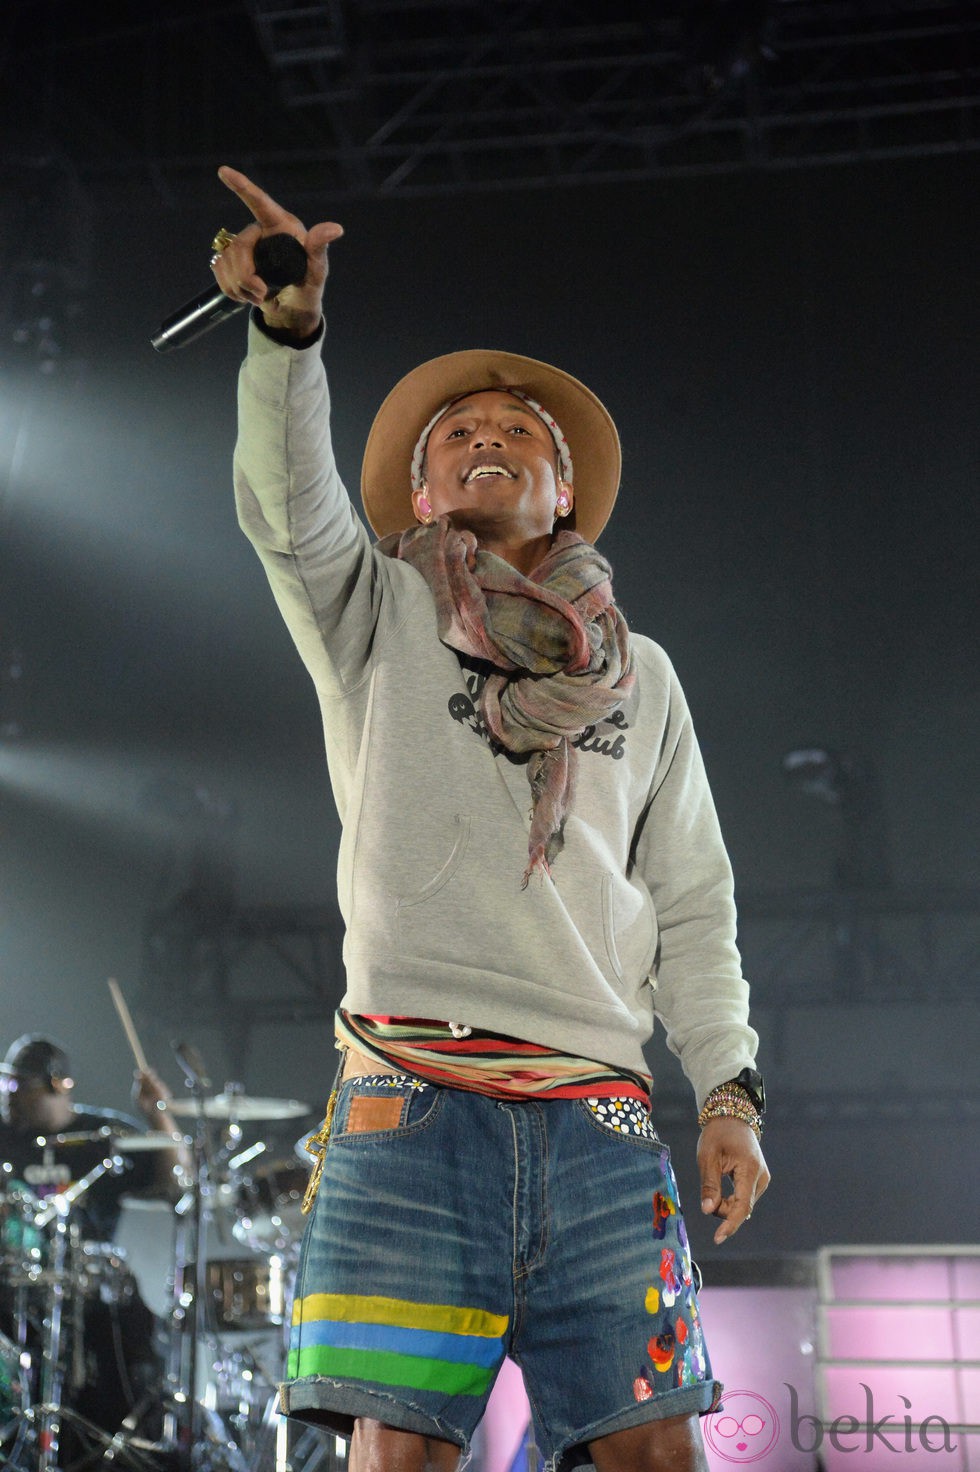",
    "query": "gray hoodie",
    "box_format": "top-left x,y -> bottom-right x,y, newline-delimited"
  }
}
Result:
234,324 -> 758,1107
